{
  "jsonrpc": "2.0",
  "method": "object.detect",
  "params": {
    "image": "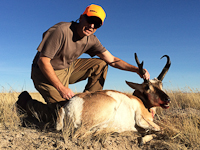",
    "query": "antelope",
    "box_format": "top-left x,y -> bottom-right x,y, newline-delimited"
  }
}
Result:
56,53 -> 171,145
